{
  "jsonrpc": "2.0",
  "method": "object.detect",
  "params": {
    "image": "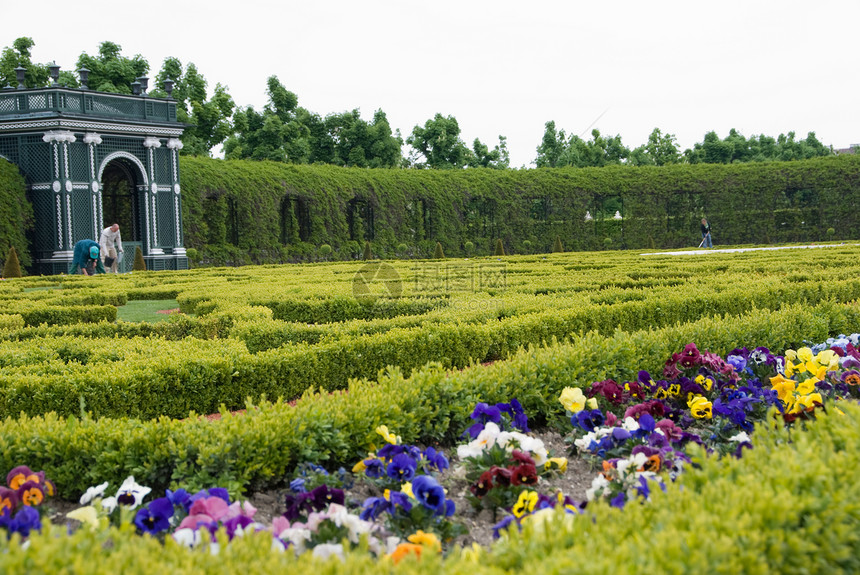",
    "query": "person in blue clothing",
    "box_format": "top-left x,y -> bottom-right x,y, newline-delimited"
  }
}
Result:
69,239 -> 106,275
